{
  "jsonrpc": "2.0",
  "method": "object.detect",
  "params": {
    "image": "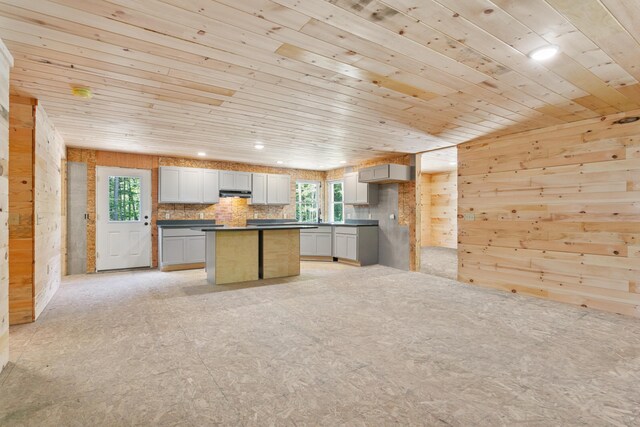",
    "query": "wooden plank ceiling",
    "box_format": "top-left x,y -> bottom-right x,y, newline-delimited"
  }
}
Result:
2,0 -> 640,170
